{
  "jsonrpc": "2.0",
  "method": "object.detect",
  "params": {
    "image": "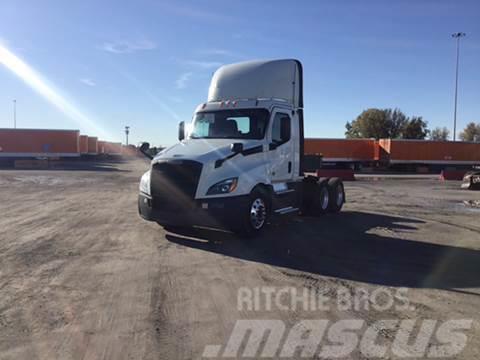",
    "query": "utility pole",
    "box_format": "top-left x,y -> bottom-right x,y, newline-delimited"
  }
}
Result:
125,126 -> 130,146
13,99 -> 16,128
452,32 -> 466,141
